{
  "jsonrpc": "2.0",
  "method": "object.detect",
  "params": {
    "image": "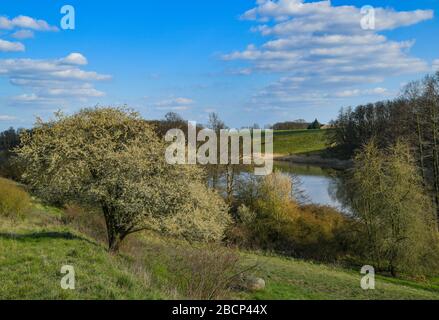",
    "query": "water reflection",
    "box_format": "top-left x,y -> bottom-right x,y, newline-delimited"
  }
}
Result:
207,161 -> 350,213
273,161 -> 347,212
